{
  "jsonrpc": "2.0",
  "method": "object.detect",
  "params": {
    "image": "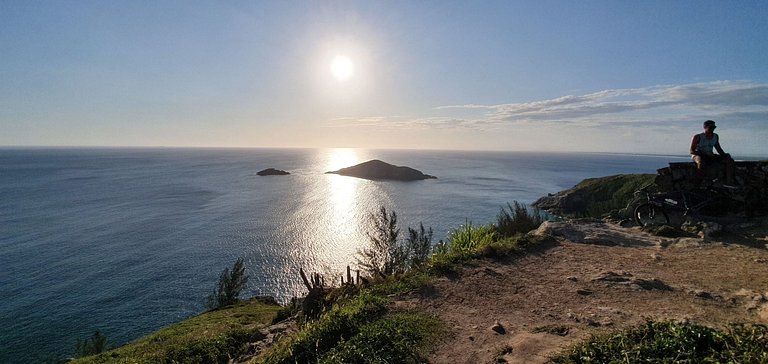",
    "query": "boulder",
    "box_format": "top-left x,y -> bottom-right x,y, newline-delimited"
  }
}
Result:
326,159 -> 437,181
490,320 -> 506,334
257,168 -> 290,176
